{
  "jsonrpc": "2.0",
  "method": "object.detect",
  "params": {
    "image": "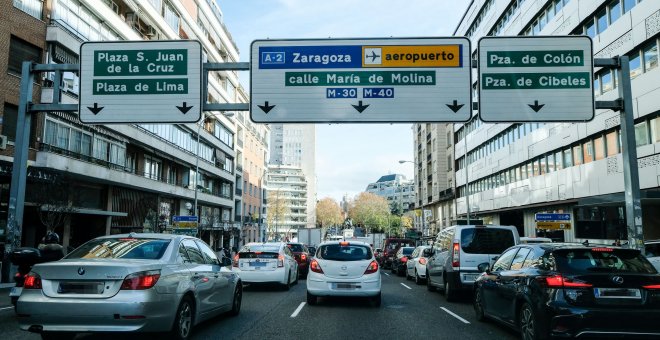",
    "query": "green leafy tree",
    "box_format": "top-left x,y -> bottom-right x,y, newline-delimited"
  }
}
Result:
266,191 -> 287,240
348,192 -> 391,232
